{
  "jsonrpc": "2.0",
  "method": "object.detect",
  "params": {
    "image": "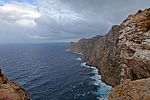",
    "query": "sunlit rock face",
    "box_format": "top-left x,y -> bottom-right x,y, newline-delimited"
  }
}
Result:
108,78 -> 150,100
69,8 -> 150,87
118,8 -> 150,83
0,70 -> 30,100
